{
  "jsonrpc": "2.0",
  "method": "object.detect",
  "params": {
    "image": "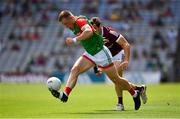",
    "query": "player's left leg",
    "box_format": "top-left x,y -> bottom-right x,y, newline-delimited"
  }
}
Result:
95,46 -> 140,110
50,56 -> 95,102
102,64 -> 141,110
130,83 -> 148,104
63,56 -> 95,97
65,56 -> 95,90
113,61 -> 124,110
